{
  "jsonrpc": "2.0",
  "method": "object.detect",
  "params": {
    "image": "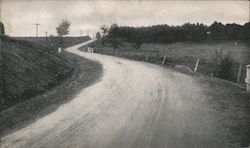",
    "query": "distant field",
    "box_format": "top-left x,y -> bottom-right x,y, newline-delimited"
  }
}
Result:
14,36 -> 90,53
146,41 -> 250,64
93,41 -> 250,83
